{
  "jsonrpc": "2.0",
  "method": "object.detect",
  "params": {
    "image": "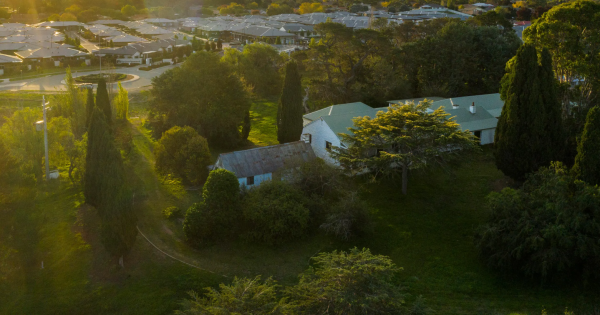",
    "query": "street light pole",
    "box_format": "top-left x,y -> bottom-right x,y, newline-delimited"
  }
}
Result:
42,96 -> 50,180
